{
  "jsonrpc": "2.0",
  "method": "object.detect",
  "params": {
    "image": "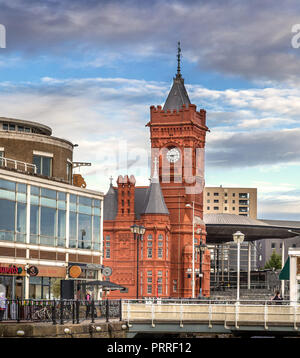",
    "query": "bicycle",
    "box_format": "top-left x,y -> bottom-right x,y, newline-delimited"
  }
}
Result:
32,306 -> 52,321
